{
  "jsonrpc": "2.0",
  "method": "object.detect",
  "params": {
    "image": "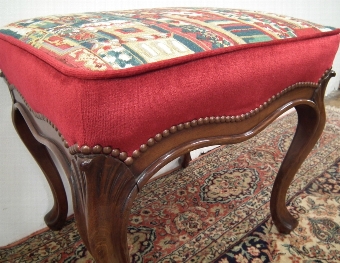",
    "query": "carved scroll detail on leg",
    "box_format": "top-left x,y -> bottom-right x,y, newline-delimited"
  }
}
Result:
71,155 -> 138,263
270,70 -> 335,234
12,107 -> 68,230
